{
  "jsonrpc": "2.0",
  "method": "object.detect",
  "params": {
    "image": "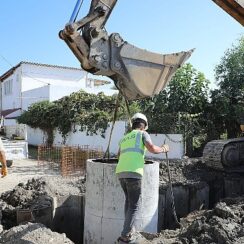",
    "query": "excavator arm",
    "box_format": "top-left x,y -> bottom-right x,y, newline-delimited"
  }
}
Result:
212,0 -> 244,26
59,0 -> 193,100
